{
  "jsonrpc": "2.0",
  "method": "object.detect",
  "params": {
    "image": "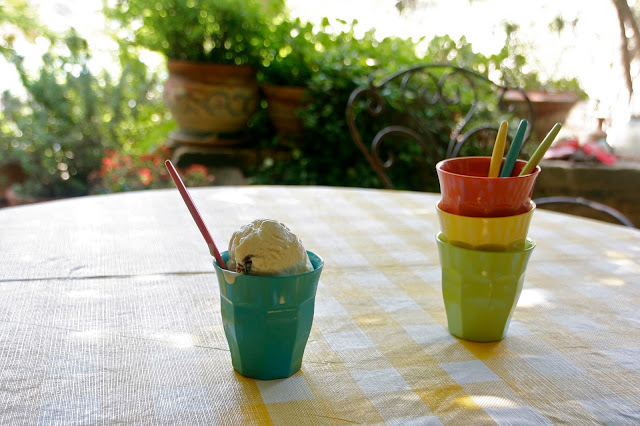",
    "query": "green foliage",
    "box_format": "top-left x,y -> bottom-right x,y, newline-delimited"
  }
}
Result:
1,31 -> 102,197
249,19 -> 425,189
0,25 -> 168,197
103,0 -> 281,67
258,17 -> 317,86
249,23 -> 587,191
